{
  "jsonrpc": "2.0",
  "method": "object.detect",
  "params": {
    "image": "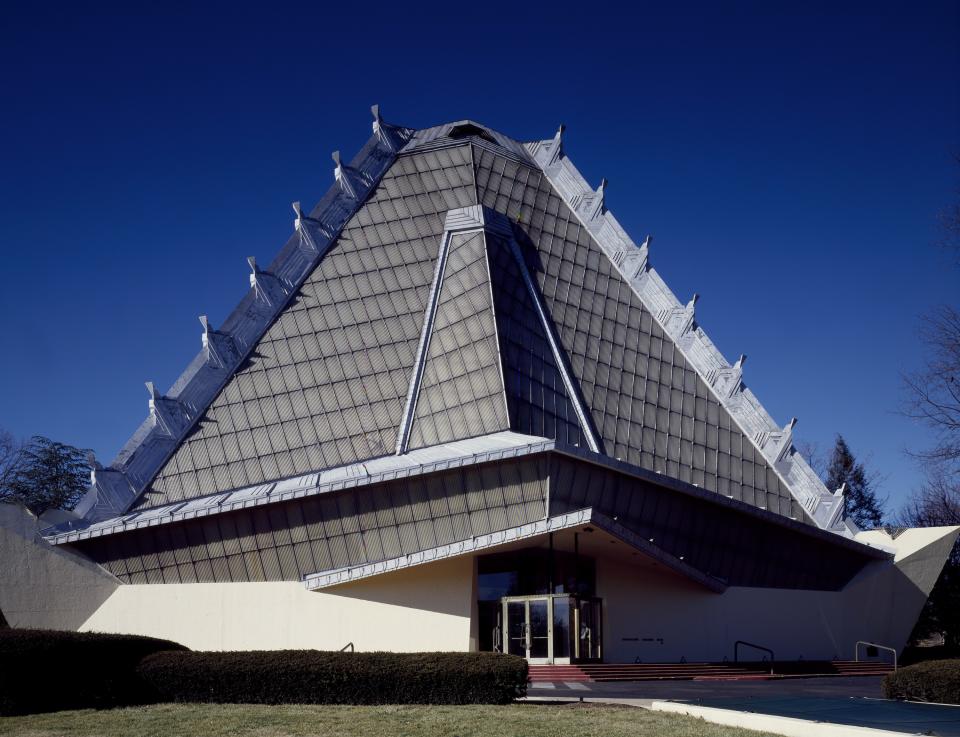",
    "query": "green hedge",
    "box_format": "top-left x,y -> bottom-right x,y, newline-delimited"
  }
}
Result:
138,651 -> 528,705
0,629 -> 187,715
883,660 -> 960,704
